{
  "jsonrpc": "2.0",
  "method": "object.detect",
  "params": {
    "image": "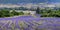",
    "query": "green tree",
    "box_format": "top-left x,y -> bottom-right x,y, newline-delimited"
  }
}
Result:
19,12 -> 24,15
36,7 -> 40,14
11,10 -> 19,16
